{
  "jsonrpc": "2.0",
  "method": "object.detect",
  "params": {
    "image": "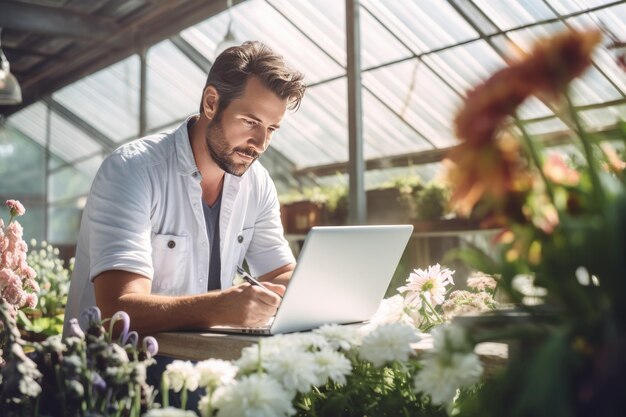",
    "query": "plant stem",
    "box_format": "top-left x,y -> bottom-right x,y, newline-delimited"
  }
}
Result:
515,116 -> 556,205
421,294 -> 443,323
161,376 -> 169,408
564,93 -> 605,205
181,385 -> 188,410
